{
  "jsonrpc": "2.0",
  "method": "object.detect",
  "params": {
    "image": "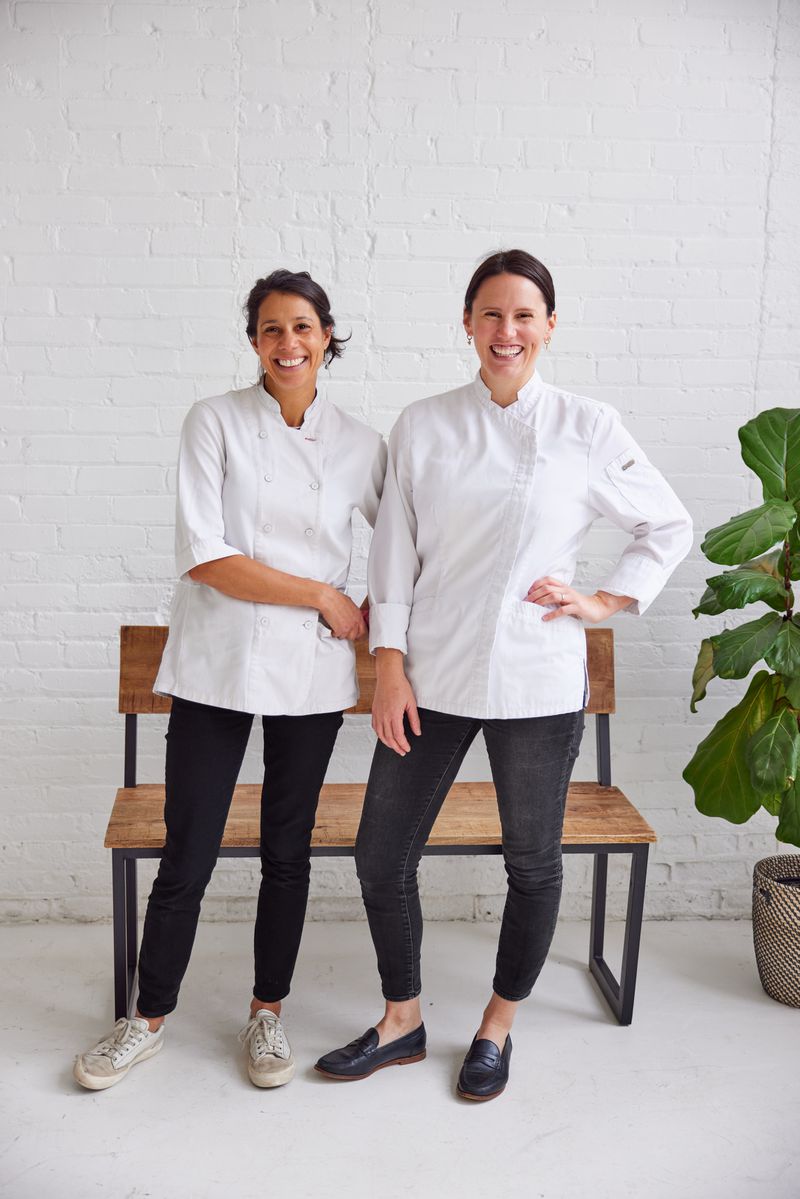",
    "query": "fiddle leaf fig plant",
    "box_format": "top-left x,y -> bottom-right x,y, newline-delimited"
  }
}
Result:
683,408 -> 800,848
